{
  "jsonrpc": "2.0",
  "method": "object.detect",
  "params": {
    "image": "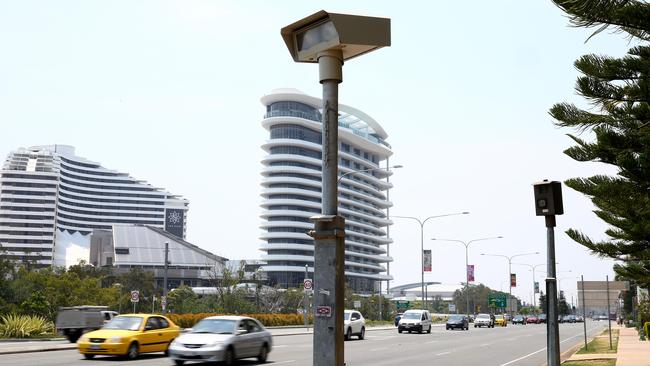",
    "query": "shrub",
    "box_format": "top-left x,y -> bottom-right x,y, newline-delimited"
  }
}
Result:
0,314 -> 55,338
168,313 -> 313,328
